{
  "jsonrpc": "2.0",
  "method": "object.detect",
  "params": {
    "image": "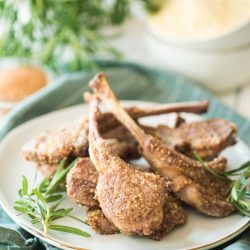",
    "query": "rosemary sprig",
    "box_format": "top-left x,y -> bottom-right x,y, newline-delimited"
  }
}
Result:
229,169 -> 250,216
194,152 -> 250,216
193,151 -> 231,181
14,159 -> 90,238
